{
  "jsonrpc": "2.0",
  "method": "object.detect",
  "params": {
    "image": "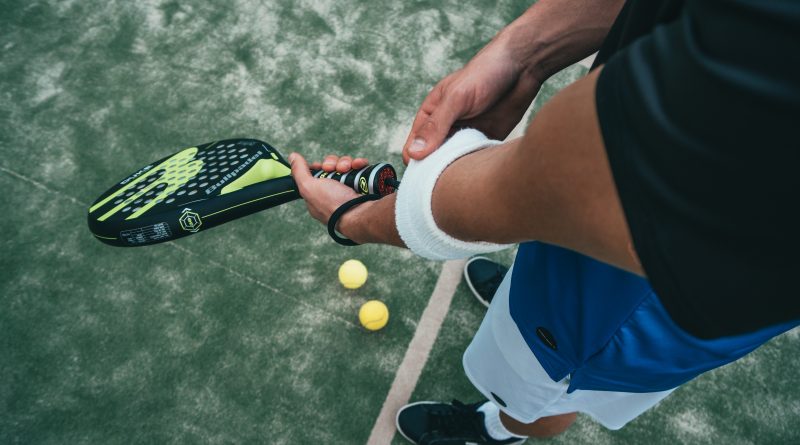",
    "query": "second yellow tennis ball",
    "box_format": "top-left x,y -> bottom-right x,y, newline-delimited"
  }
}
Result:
359,300 -> 389,331
338,259 -> 368,289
